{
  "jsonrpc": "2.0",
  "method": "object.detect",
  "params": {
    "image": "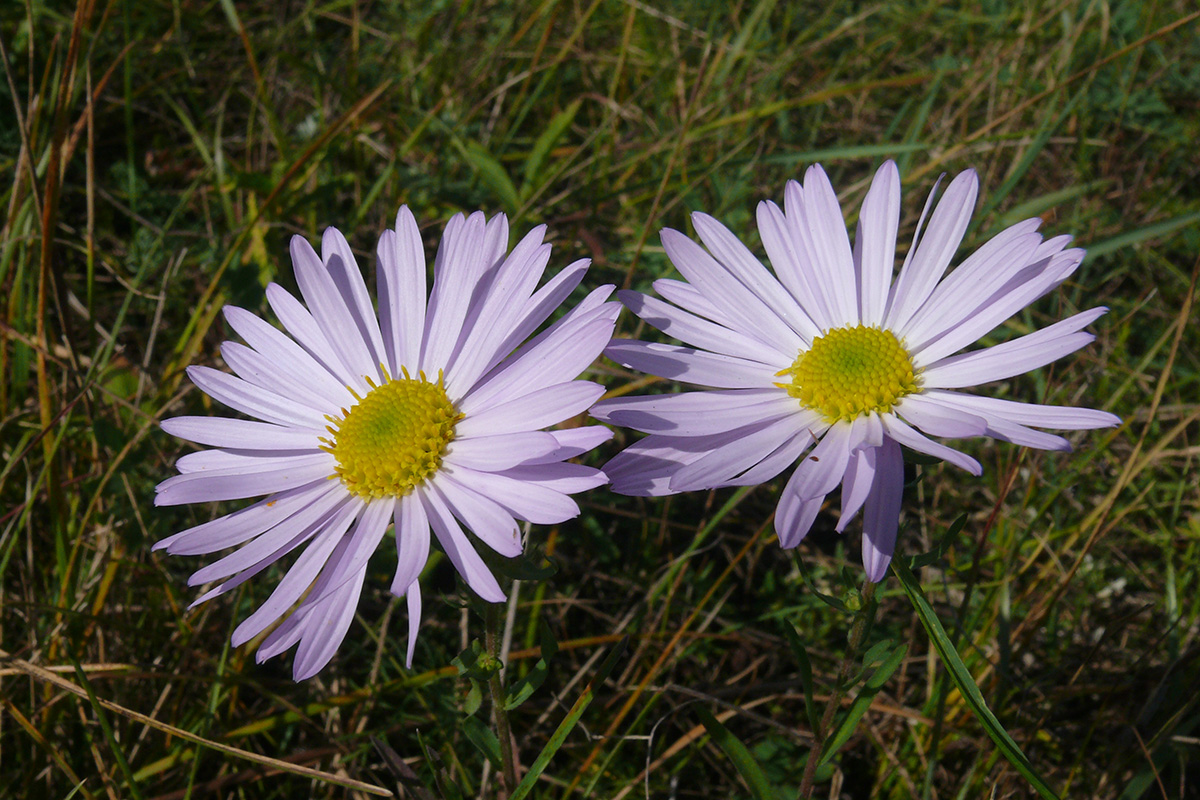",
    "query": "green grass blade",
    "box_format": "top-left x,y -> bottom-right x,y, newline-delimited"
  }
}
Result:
1084,210 -> 1200,260
892,559 -> 1061,800
509,637 -> 628,800
69,656 -> 145,800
